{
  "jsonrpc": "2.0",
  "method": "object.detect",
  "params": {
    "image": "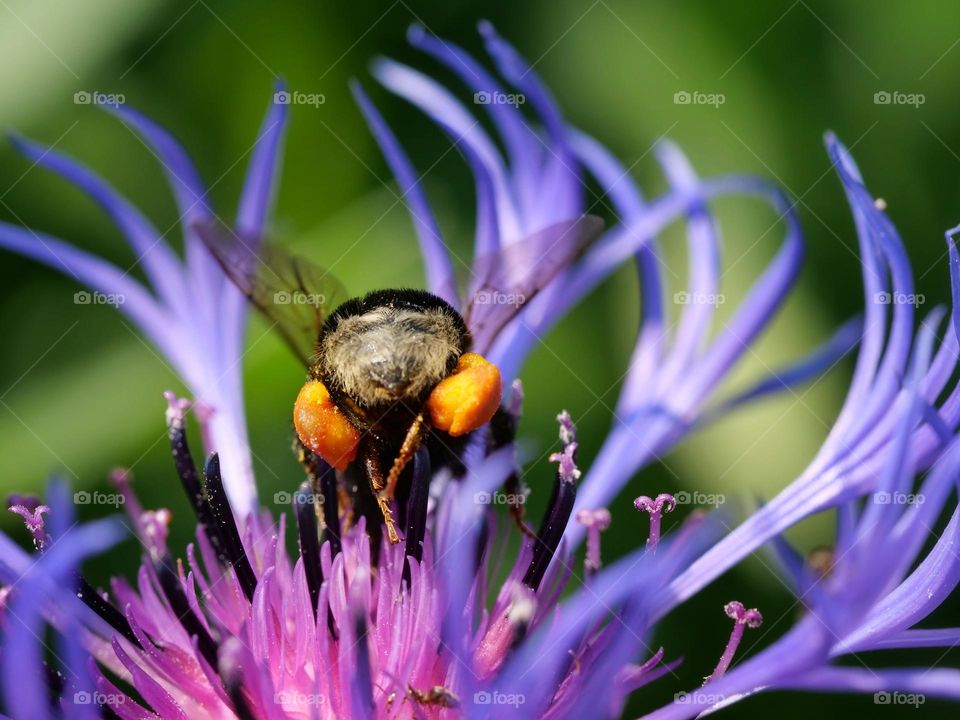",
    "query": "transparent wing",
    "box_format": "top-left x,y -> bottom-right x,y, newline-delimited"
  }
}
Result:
196,221 -> 349,366
465,214 -> 605,352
